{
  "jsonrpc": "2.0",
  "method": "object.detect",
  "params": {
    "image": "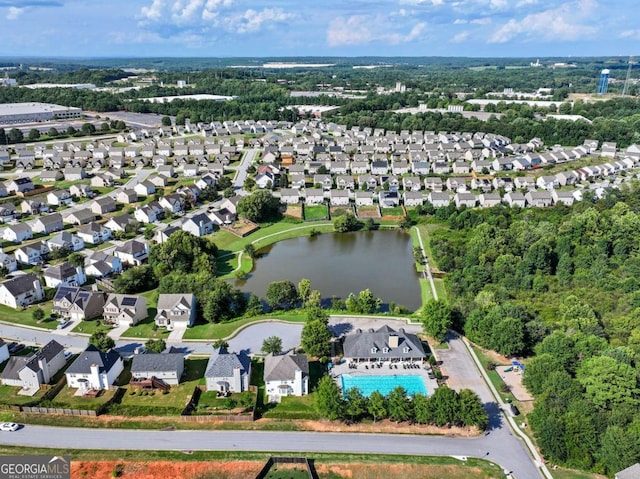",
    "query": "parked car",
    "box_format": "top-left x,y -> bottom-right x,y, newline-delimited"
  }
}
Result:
9,343 -> 24,354
0,423 -> 19,432
63,350 -> 73,360
57,320 -> 70,330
